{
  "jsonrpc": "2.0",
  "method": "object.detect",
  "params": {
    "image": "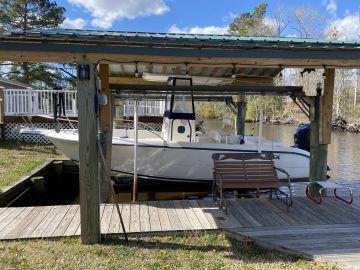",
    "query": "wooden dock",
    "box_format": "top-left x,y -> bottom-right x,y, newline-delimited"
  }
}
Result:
1,184 -> 360,269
